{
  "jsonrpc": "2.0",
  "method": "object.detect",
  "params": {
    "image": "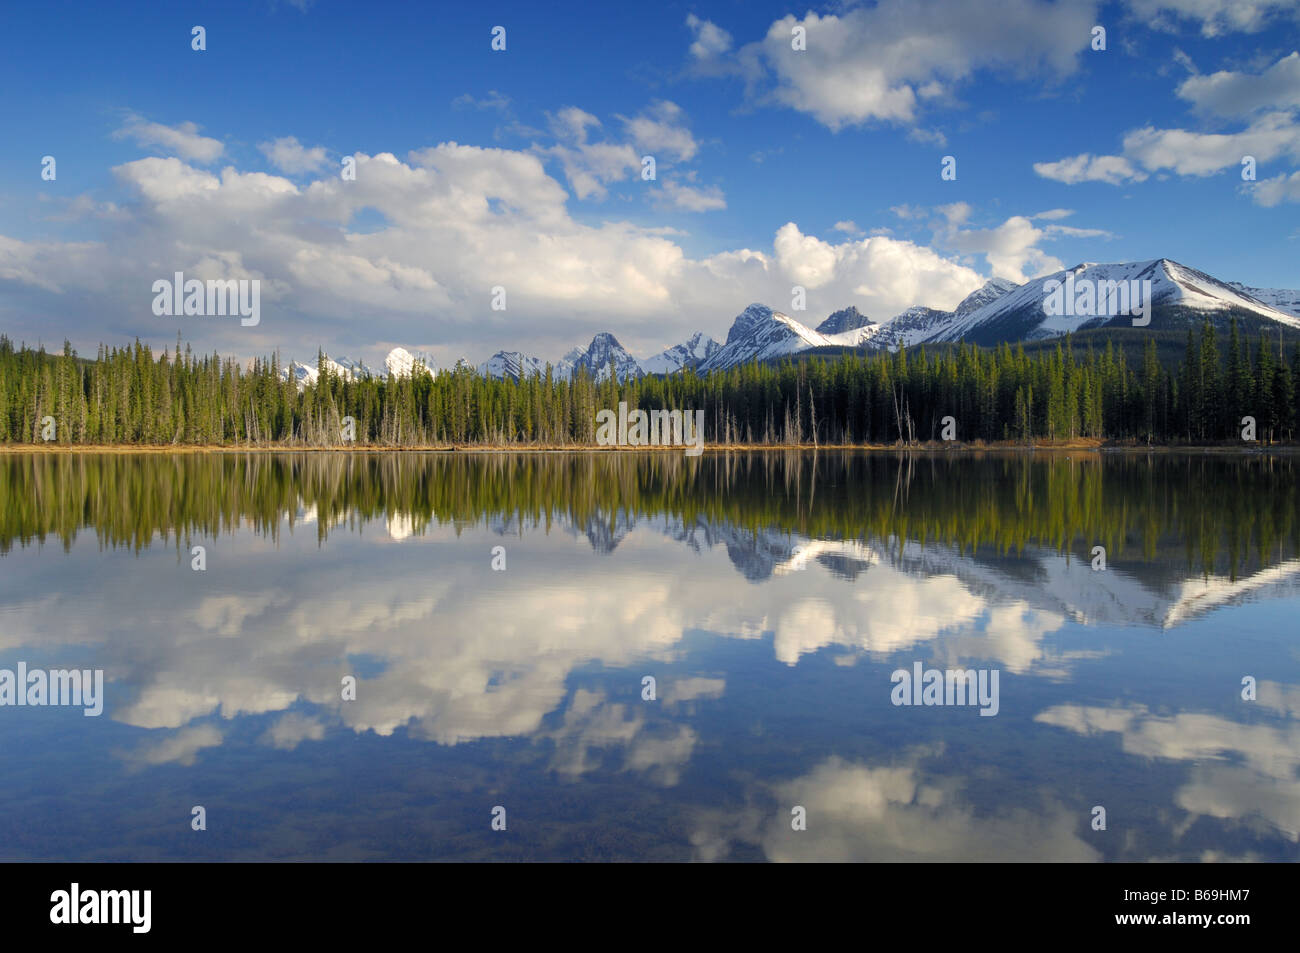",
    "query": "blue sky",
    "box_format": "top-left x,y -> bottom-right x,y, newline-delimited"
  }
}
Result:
1,0 -> 1298,368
